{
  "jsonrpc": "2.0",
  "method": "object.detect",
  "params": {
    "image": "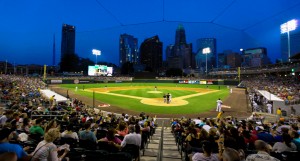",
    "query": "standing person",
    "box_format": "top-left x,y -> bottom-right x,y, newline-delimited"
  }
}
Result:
166,93 -> 170,104
169,93 -> 172,103
216,98 -> 222,112
49,95 -> 55,106
266,102 -> 272,114
75,86 -> 78,91
163,94 -> 167,103
154,86 -> 157,91
230,88 -> 233,94
276,108 -> 282,120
